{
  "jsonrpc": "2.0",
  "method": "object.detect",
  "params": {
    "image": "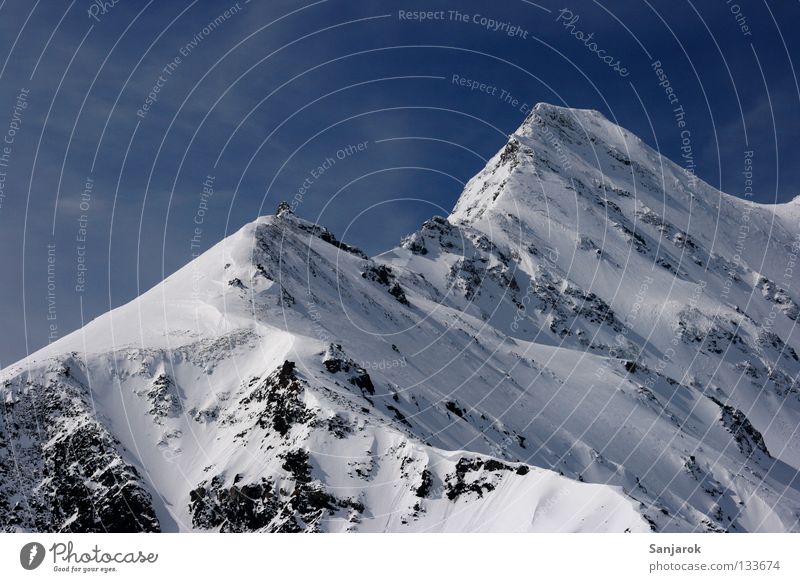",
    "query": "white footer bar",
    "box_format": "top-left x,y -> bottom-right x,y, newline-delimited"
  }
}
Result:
1,533 -> 797,581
